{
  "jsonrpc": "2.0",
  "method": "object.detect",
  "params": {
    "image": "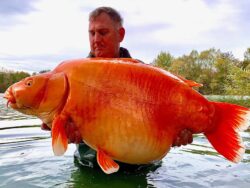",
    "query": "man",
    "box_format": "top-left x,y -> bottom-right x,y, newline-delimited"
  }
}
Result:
43,6 -> 193,168
75,6 -> 193,167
